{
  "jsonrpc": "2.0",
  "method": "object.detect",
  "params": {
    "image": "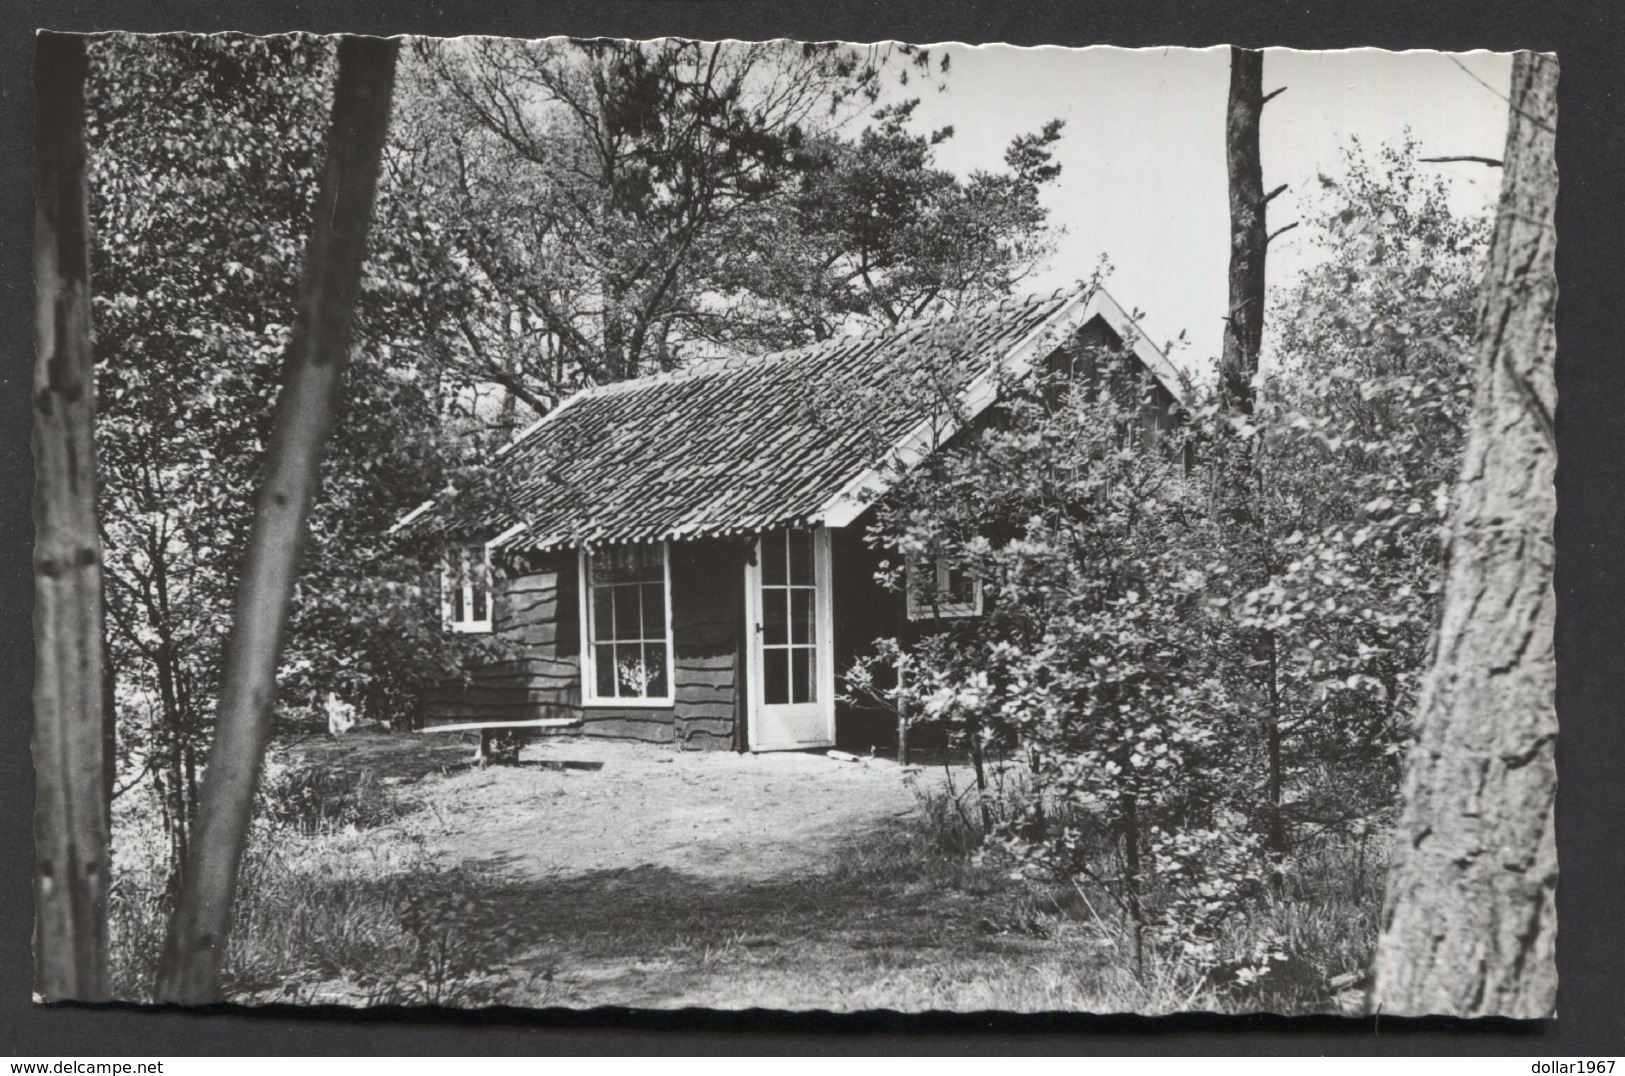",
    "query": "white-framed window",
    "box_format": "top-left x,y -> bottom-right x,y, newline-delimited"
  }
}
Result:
443,542 -> 494,633
906,556 -> 983,620
579,542 -> 674,706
